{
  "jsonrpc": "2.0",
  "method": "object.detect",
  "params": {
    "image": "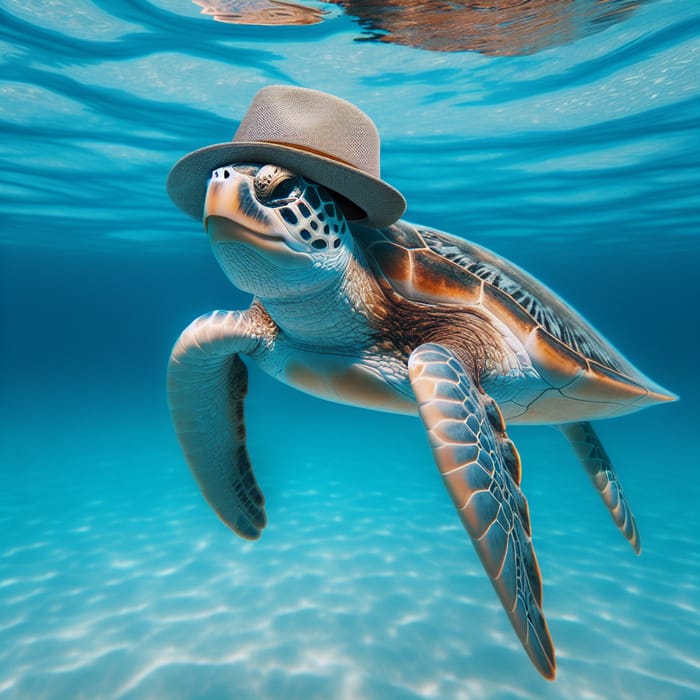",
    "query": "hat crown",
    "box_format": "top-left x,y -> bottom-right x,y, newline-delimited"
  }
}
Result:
233,86 -> 381,178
